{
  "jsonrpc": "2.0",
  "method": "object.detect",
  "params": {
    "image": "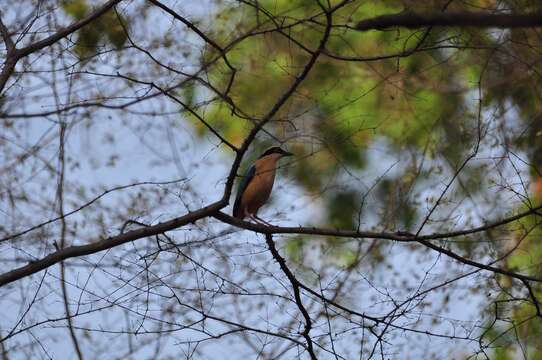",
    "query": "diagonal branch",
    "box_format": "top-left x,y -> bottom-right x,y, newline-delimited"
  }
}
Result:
0,13 -> 17,98
147,0 -> 237,97
0,201 -> 224,287
15,0 -> 123,59
265,234 -> 316,359
0,14 -> 15,51
521,279 -> 542,317
356,11 -> 542,31
113,71 -> 239,152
